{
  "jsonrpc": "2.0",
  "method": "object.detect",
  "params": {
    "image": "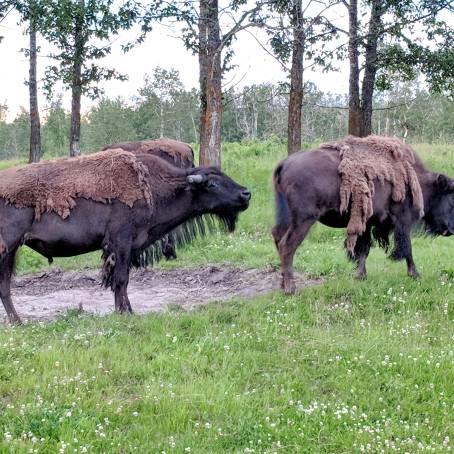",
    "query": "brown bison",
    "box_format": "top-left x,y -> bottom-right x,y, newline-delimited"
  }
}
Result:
272,136 -> 454,294
103,138 -> 195,260
0,152 -> 250,324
